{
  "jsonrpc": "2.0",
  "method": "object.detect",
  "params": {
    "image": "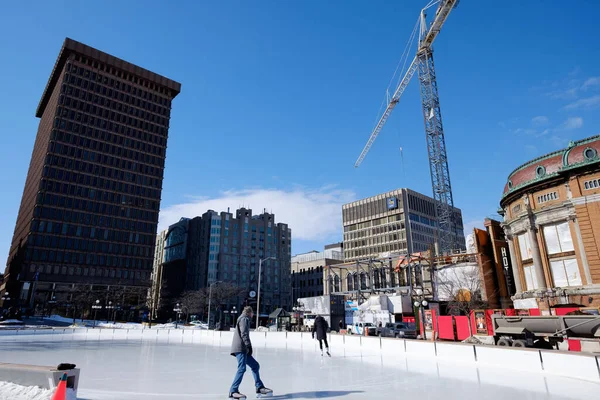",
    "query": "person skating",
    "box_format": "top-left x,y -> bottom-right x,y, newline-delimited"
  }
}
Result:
229,306 -> 273,399
312,314 -> 330,356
